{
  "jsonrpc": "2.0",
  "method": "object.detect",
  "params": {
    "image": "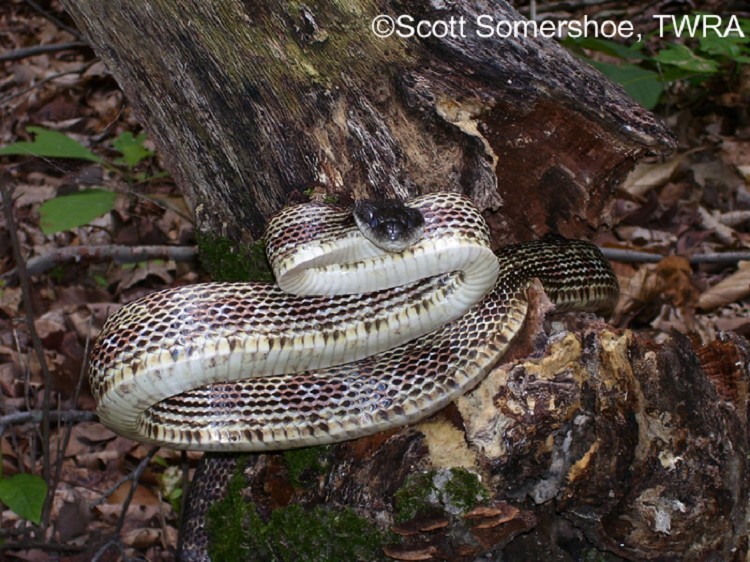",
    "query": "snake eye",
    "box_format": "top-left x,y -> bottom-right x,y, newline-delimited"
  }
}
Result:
353,201 -> 376,227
